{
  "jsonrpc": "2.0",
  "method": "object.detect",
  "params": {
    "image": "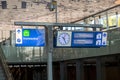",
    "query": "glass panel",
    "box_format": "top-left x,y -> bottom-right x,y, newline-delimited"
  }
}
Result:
0,30 -> 2,42
79,20 -> 85,24
108,13 -> 116,27
87,17 -> 94,24
94,15 -> 101,24
118,14 -> 120,27
74,27 -> 85,31
101,15 -> 107,29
